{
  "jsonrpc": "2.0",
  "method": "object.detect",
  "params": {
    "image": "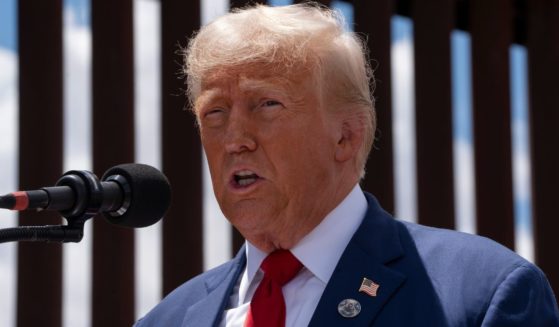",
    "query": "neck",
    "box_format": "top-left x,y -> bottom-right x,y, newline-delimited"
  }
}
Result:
247,173 -> 359,253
